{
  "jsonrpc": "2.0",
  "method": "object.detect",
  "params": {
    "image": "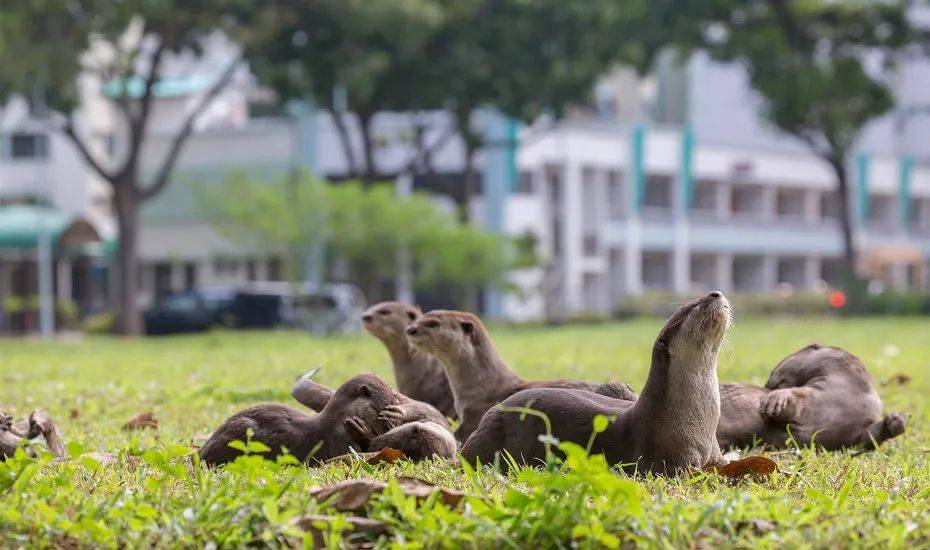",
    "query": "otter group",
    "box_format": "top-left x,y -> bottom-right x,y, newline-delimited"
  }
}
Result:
196,293 -> 907,474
